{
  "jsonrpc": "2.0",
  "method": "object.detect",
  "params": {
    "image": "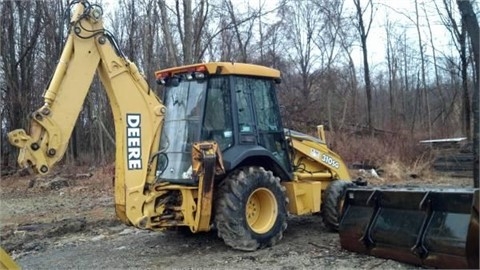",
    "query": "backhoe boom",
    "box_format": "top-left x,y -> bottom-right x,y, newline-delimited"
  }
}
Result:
7,1 -> 165,227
